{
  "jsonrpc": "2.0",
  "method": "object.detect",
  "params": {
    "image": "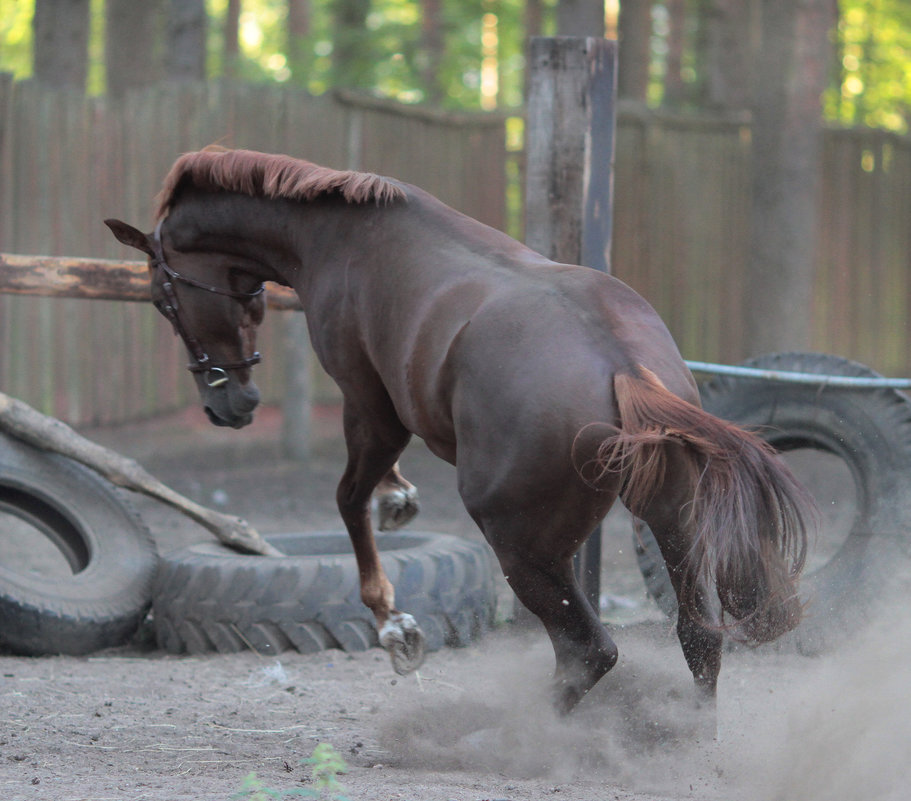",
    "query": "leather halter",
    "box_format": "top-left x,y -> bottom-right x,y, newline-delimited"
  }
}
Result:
151,222 -> 264,387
